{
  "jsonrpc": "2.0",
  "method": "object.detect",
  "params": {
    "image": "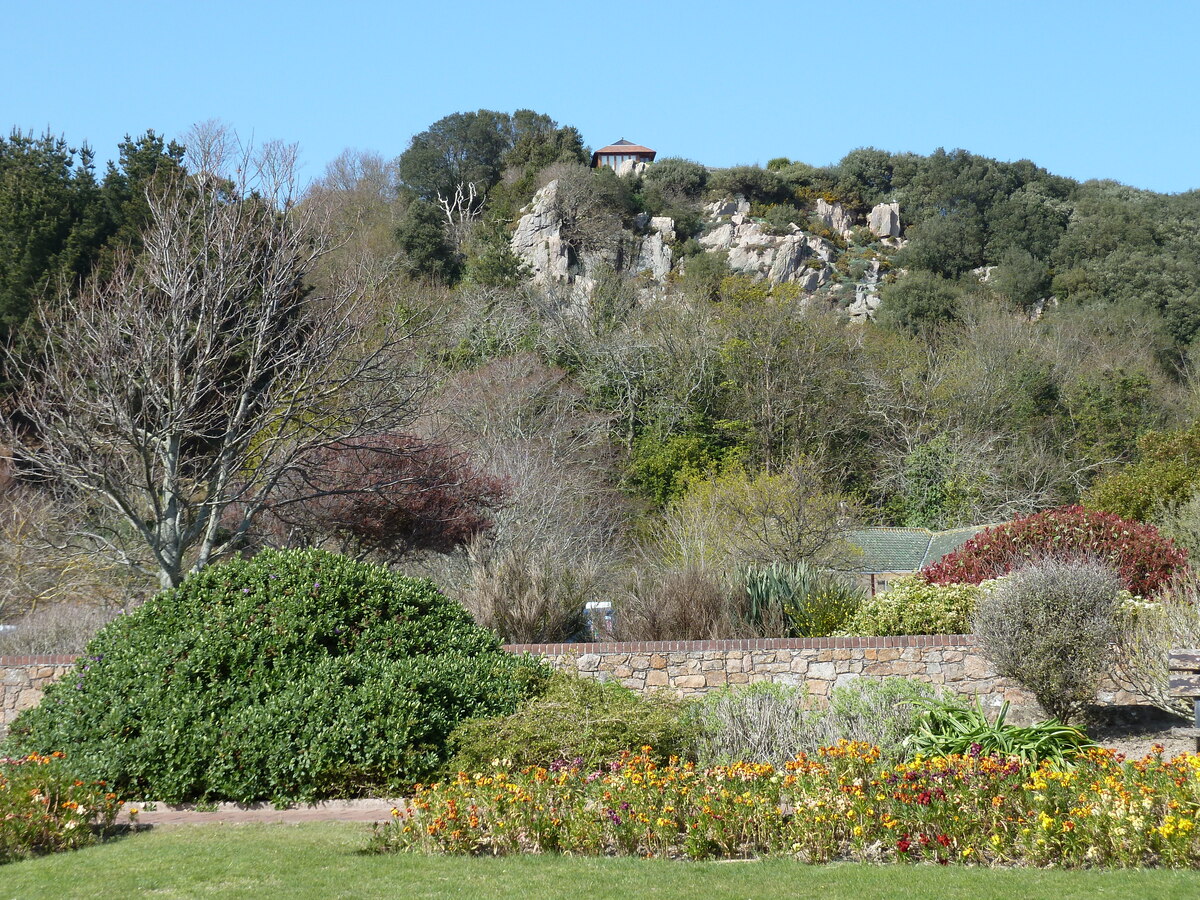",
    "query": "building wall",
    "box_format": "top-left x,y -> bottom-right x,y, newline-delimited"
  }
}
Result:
596,152 -> 652,170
